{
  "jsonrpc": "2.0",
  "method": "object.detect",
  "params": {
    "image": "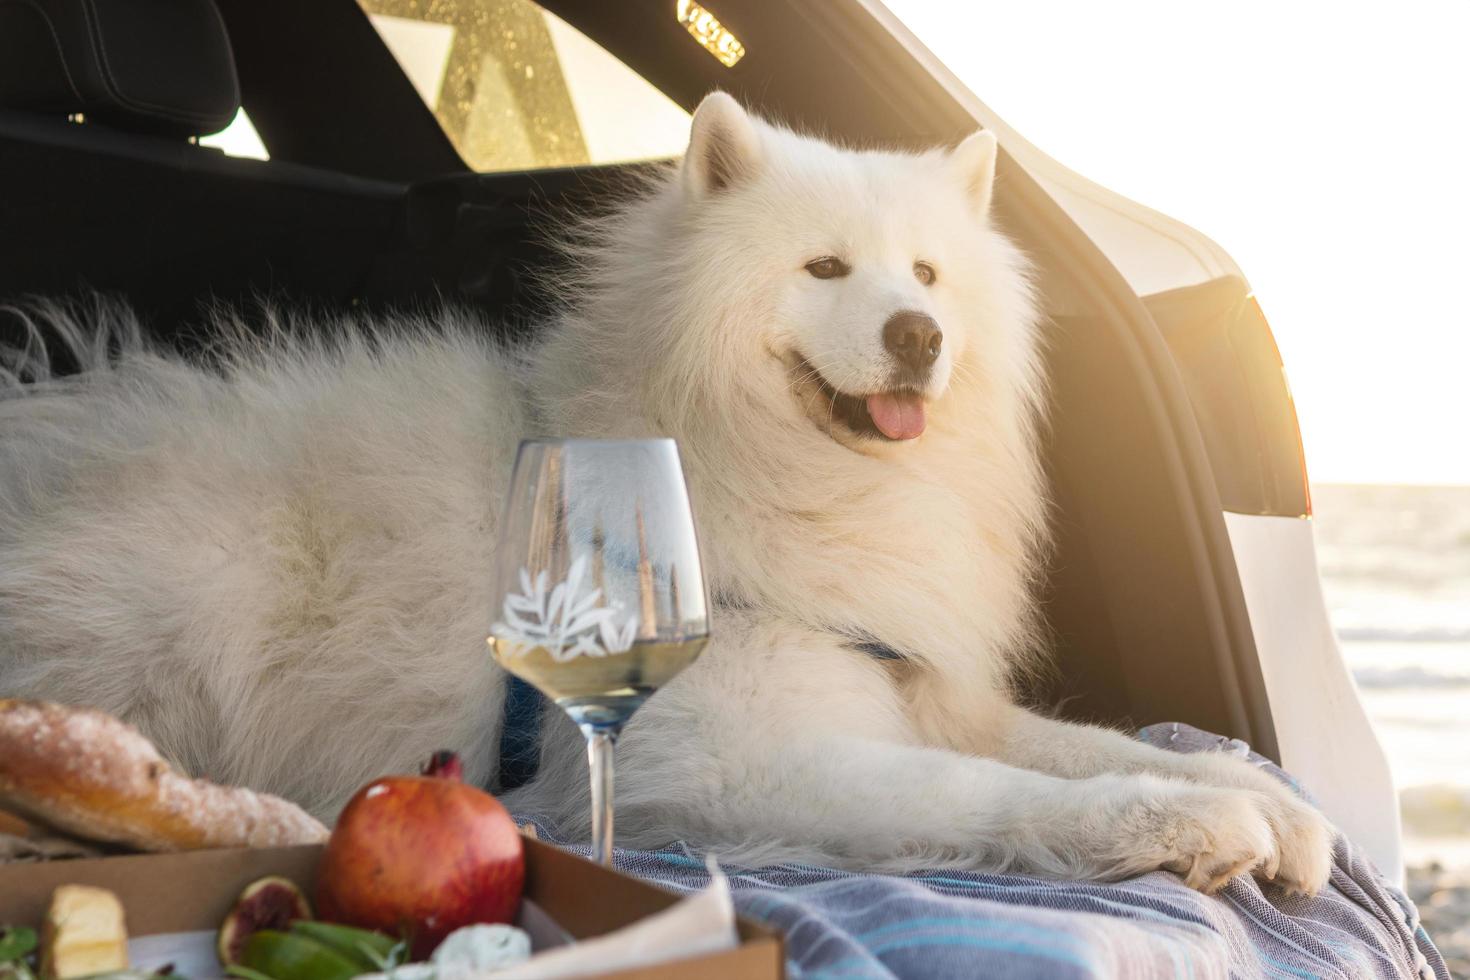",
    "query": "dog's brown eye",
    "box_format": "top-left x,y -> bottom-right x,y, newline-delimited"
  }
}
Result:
805,257 -> 850,280
913,261 -> 937,286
